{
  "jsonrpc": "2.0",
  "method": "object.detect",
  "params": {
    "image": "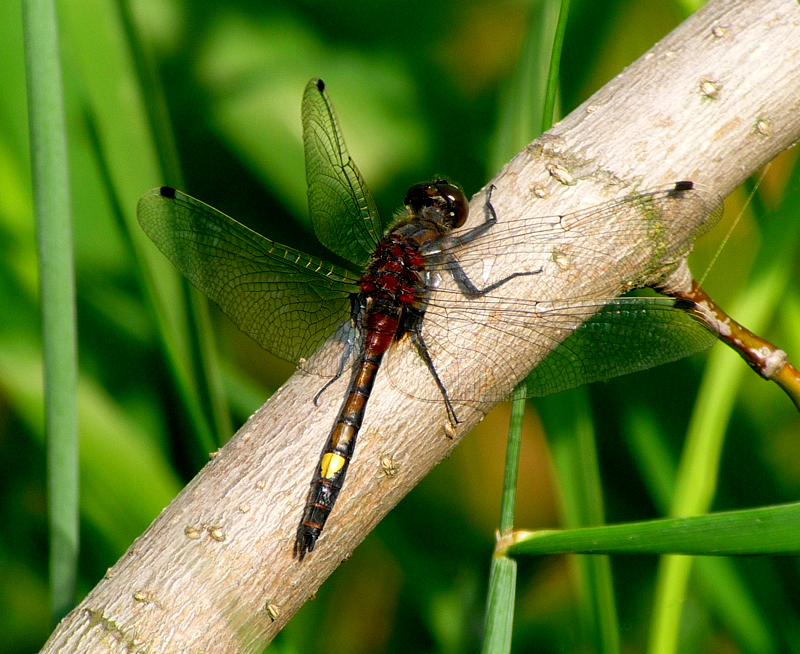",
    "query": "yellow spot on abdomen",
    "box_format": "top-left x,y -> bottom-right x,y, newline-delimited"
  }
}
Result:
320,453 -> 346,478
